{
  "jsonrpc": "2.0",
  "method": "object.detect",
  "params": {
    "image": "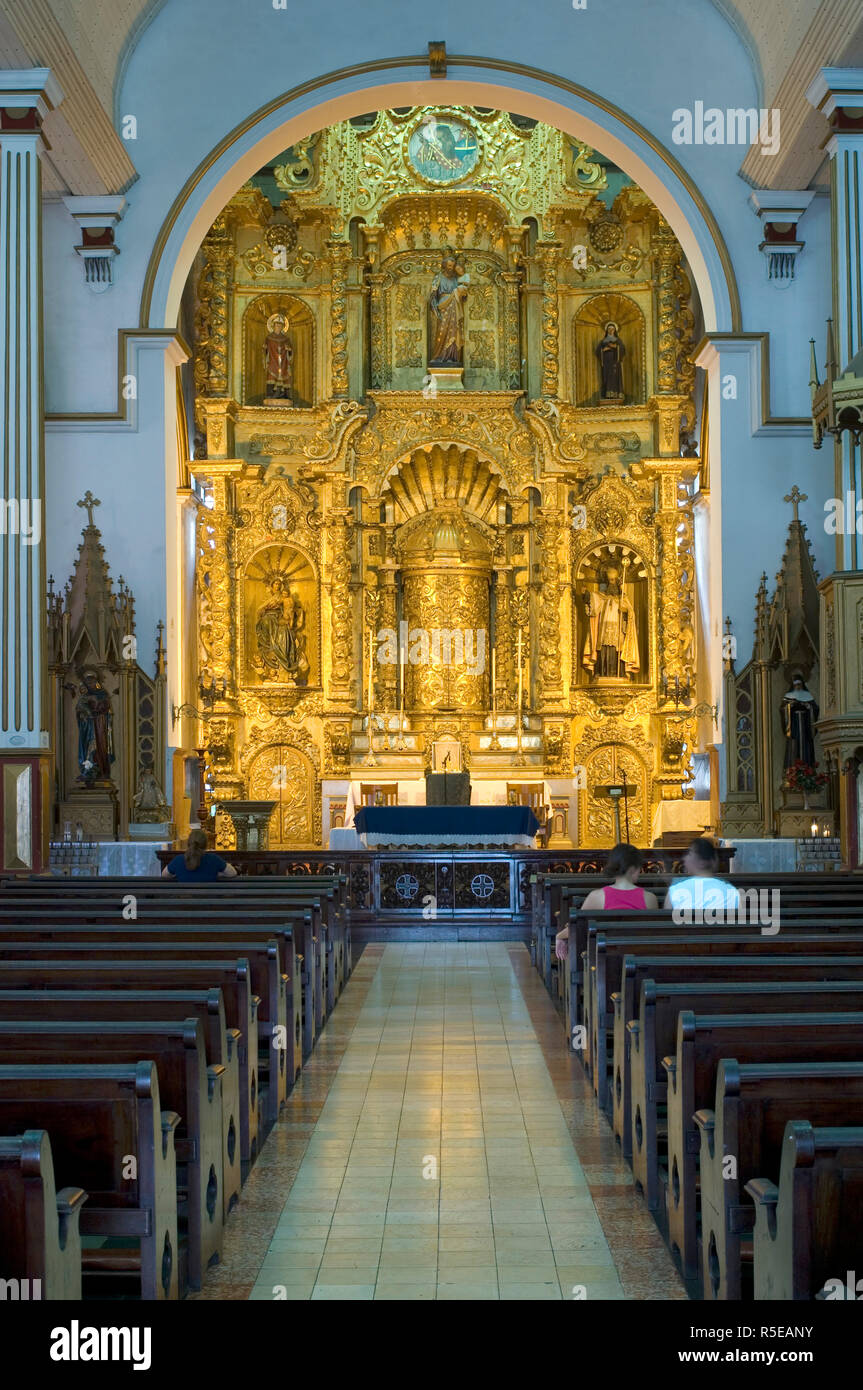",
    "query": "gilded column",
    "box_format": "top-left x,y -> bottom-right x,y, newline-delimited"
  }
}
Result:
493,571 -> 512,708
193,214 -> 234,447
367,274 -> 389,389
327,240 -> 352,400
649,221 -> 689,455
536,508 -> 565,703
535,242 -> 562,399
327,509 -> 355,700
361,225 -> 388,391
196,471 -> 237,699
378,565 -> 399,708
653,223 -> 679,393
0,70 -> 63,874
